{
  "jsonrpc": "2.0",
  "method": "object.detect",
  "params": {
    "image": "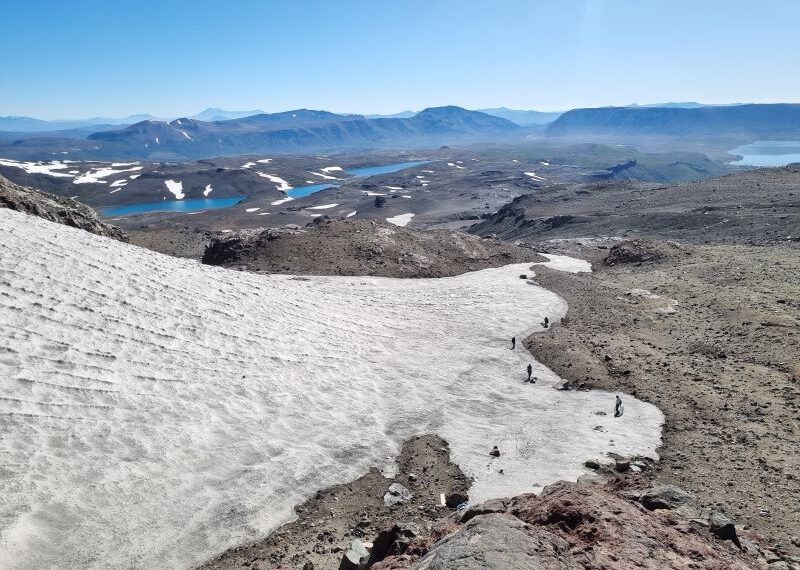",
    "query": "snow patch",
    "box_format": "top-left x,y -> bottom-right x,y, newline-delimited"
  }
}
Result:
346,211 -> 357,217
271,197 -> 294,206
73,166 -> 143,185
306,203 -> 339,210
0,159 -> 74,178
203,184 -> 213,197
310,171 -> 339,180
386,213 -> 415,227
164,179 -> 185,200
256,173 -> 292,191
524,172 -> 547,182
0,209 -> 662,570
532,253 -> 592,273
245,207 -> 260,213
321,166 -> 342,172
